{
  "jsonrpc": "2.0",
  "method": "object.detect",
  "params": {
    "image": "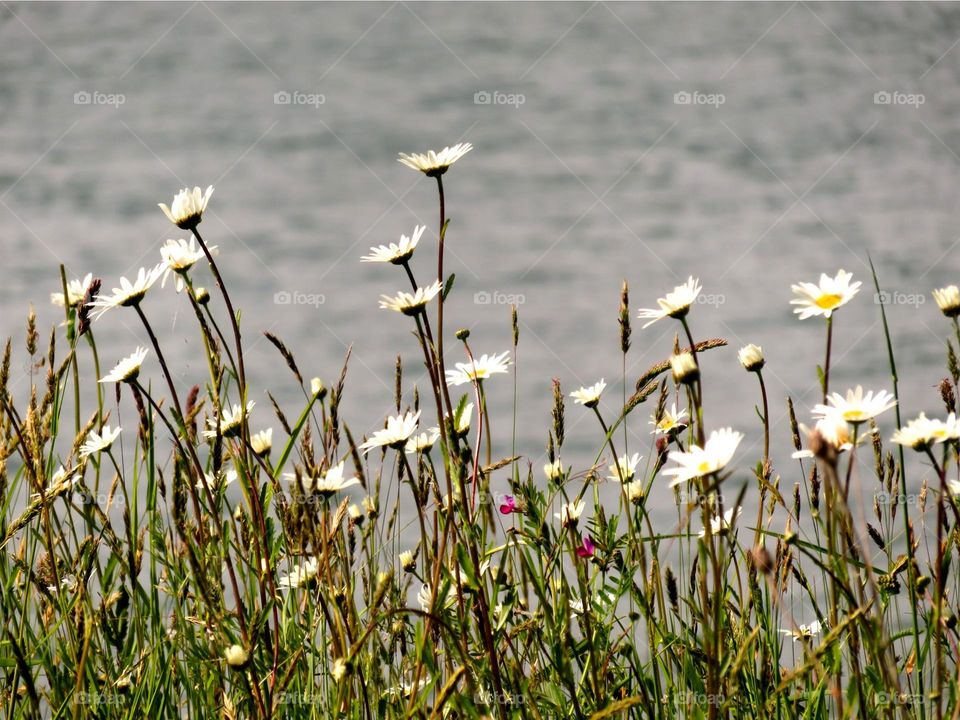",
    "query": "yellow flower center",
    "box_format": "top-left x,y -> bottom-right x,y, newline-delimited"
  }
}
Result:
843,410 -> 866,422
697,460 -> 713,475
814,293 -> 844,310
